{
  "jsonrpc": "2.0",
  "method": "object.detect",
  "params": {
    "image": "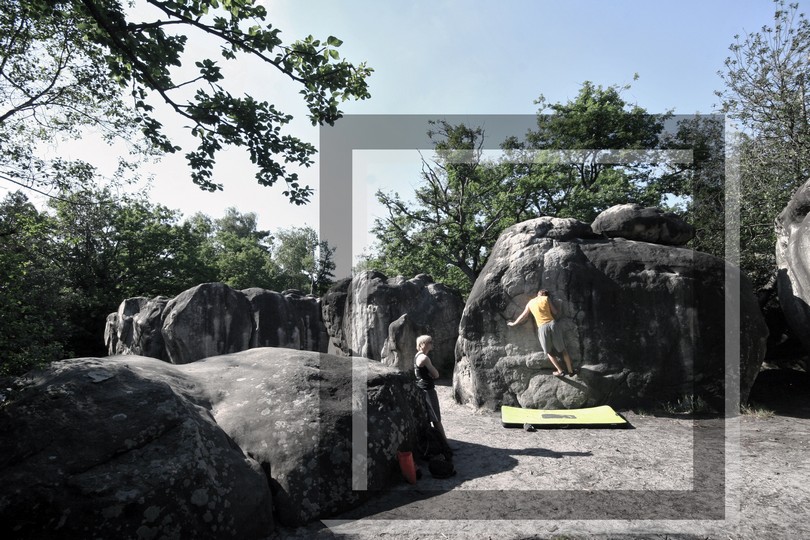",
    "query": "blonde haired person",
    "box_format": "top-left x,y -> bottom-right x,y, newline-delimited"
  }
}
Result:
414,335 -> 448,444
508,290 -> 576,377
